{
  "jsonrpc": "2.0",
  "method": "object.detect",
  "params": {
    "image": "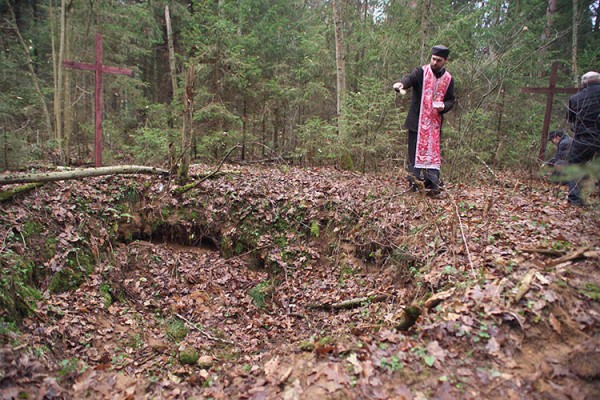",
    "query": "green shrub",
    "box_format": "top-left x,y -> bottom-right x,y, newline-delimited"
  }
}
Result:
0,251 -> 41,322
179,347 -> 199,365
165,318 -> 189,342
